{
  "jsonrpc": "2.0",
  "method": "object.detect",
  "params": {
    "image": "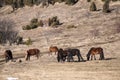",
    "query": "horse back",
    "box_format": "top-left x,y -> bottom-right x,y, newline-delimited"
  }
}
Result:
90,47 -> 103,55
49,46 -> 58,52
27,49 -> 40,55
